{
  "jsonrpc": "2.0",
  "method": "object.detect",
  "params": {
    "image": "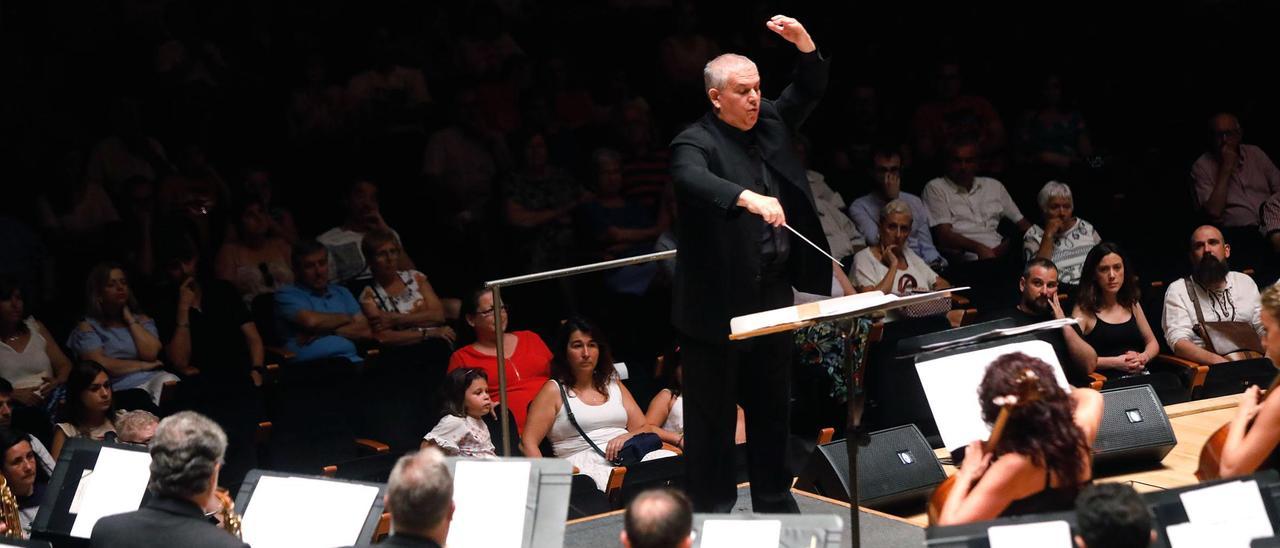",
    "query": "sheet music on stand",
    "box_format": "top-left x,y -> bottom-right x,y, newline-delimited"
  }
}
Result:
234,469 -> 386,548
916,318 -> 1077,352
729,287 -> 966,340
